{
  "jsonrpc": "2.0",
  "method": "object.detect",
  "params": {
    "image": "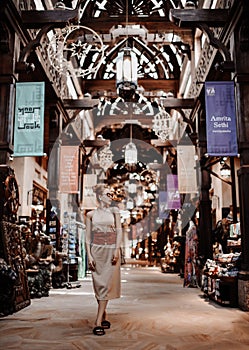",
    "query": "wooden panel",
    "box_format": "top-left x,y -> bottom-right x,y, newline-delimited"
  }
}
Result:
82,79 -> 179,95
63,98 -> 99,109
169,9 -> 229,28
21,9 -> 79,28
0,221 -> 30,315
